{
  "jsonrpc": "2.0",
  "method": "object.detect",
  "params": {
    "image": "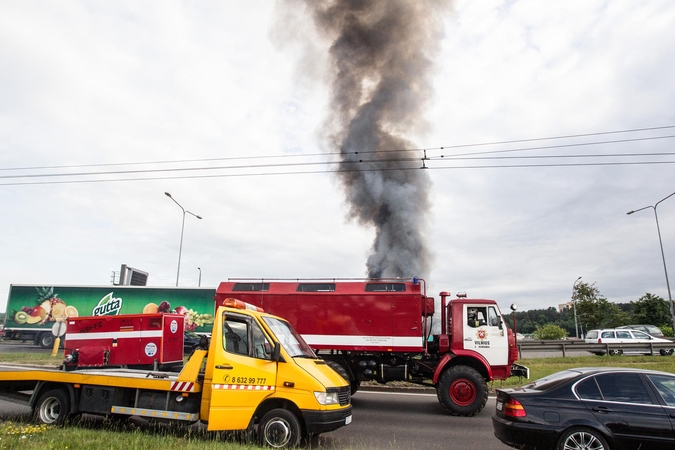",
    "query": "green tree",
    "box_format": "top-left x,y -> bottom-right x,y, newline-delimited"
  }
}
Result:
574,281 -> 630,329
631,293 -> 671,326
533,323 -> 568,340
